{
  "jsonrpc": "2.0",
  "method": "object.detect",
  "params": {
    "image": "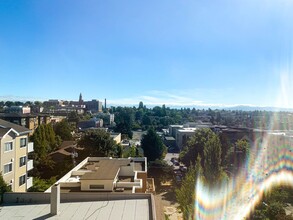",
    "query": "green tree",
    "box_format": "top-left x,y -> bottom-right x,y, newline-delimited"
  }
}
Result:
219,133 -> 231,167
141,127 -> 167,162
266,202 -> 286,219
180,128 -> 214,167
176,156 -> 203,220
54,120 -> 72,141
235,138 -> 250,155
4,101 -> 14,107
31,124 -> 60,160
114,107 -> 134,138
28,177 -> 56,192
252,187 -> 292,219
123,145 -> 137,158
203,134 -> 225,184
68,111 -> 80,124
0,173 -> 11,203
138,101 -> 144,109
228,138 -> 250,168
78,129 -> 117,157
